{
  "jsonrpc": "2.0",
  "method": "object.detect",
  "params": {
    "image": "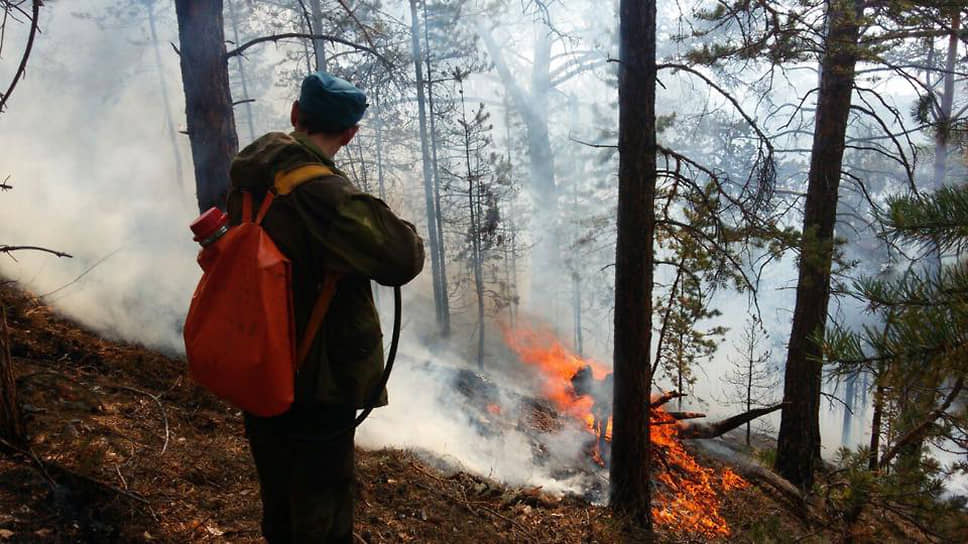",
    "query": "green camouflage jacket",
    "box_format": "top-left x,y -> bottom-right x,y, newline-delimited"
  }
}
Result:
227,131 -> 424,409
